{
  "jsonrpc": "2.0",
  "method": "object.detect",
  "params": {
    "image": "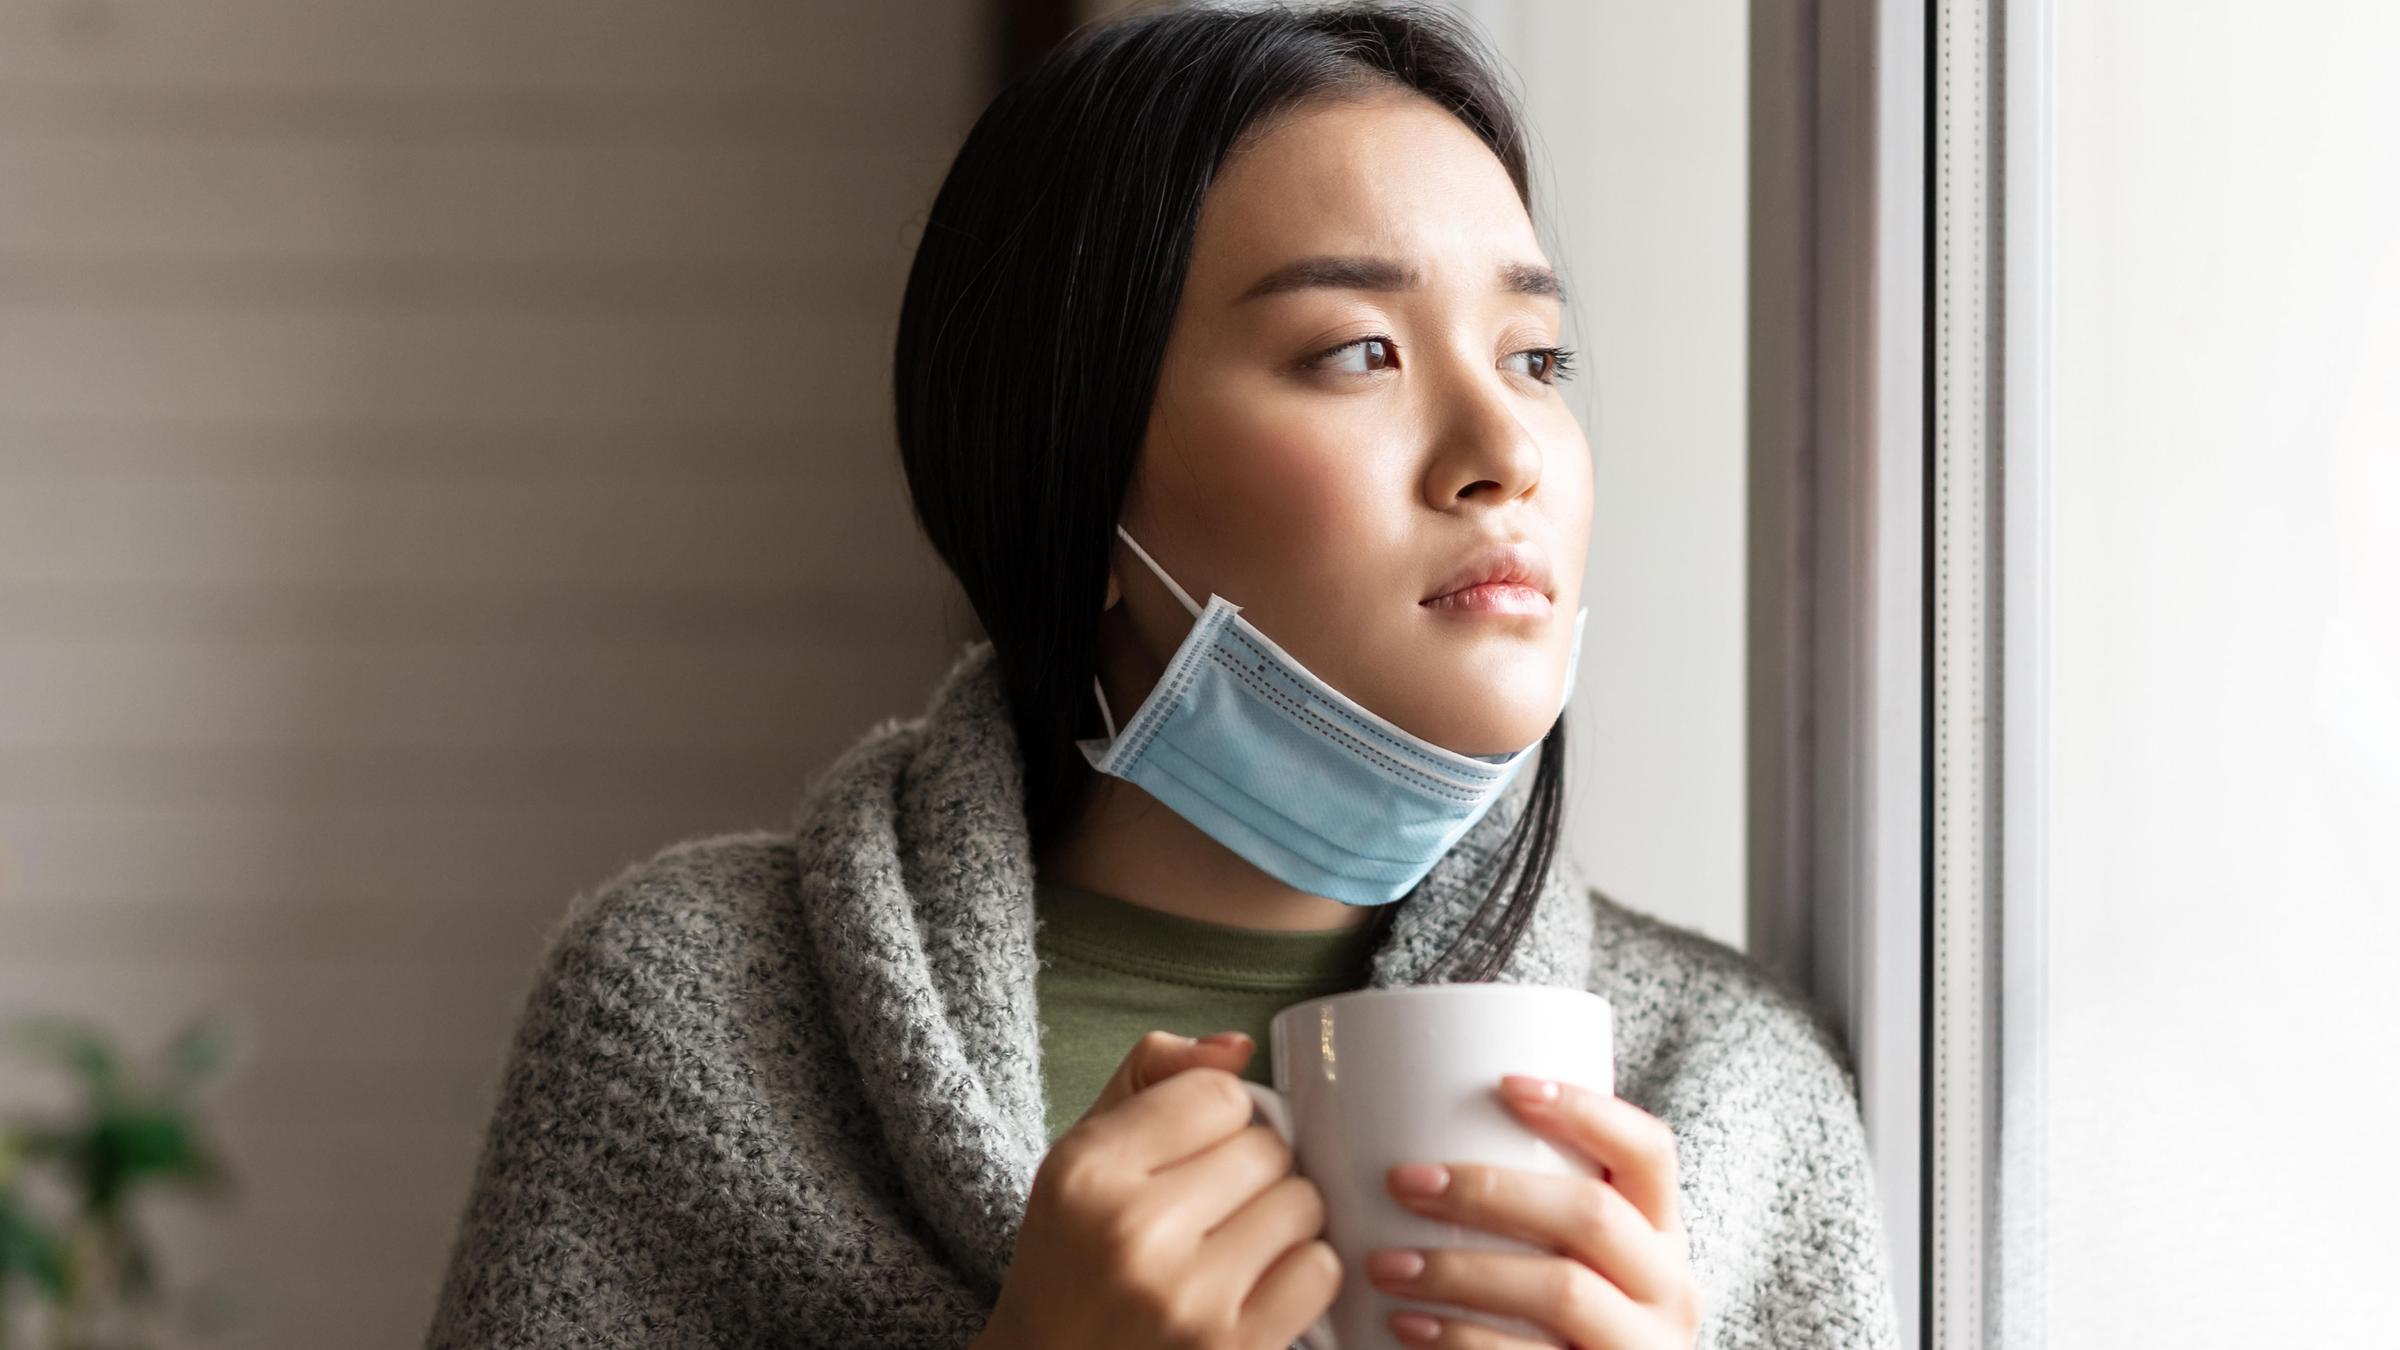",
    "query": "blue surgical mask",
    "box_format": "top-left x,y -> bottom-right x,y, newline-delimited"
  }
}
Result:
1076,525 -> 1588,906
